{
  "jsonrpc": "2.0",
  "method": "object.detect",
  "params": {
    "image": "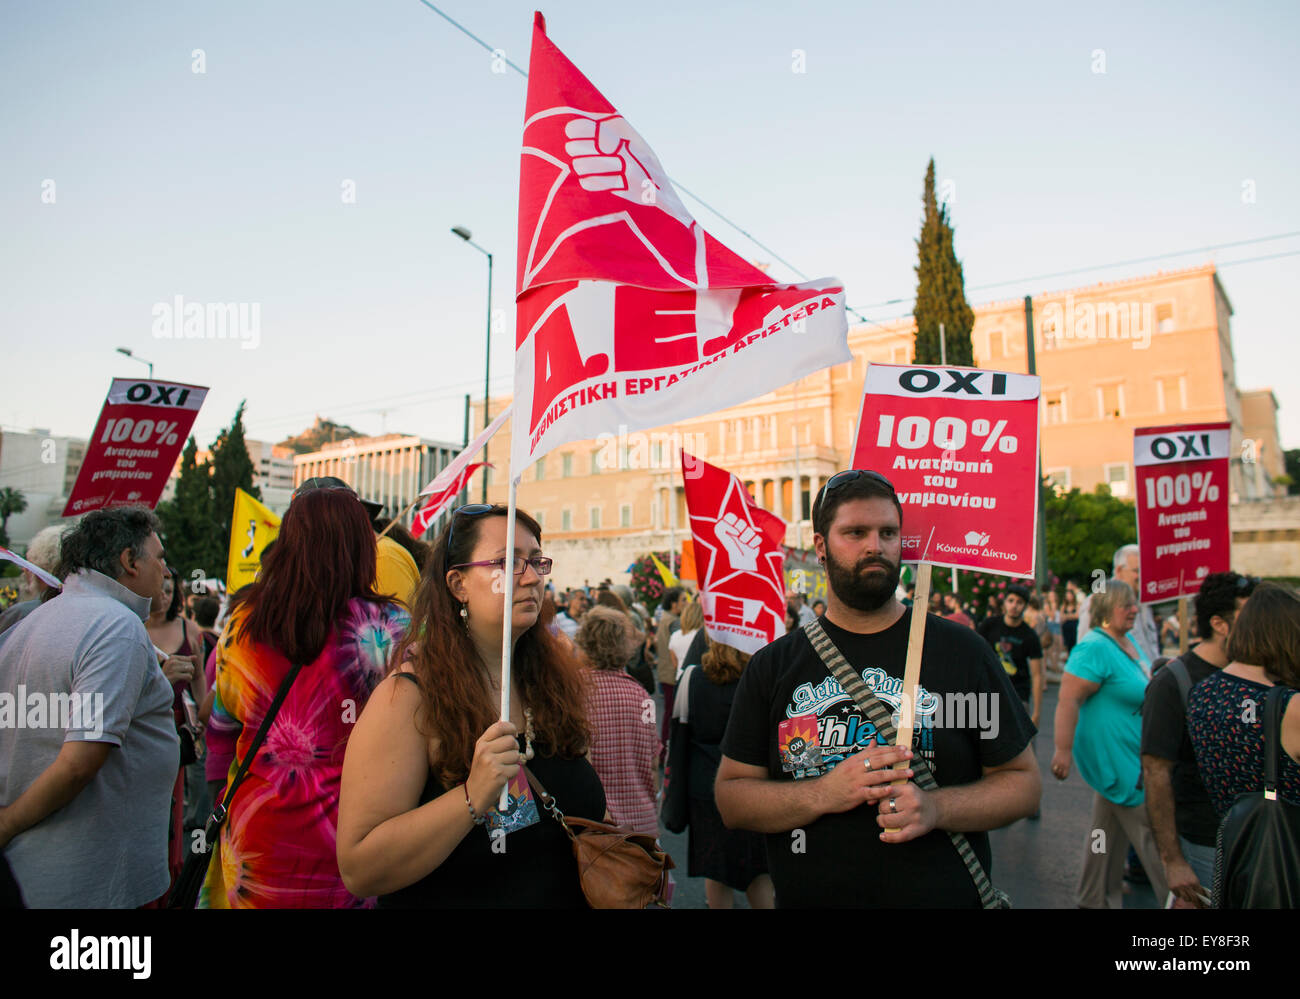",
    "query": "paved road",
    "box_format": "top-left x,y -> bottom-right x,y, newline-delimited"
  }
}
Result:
656,682 -> 1161,909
